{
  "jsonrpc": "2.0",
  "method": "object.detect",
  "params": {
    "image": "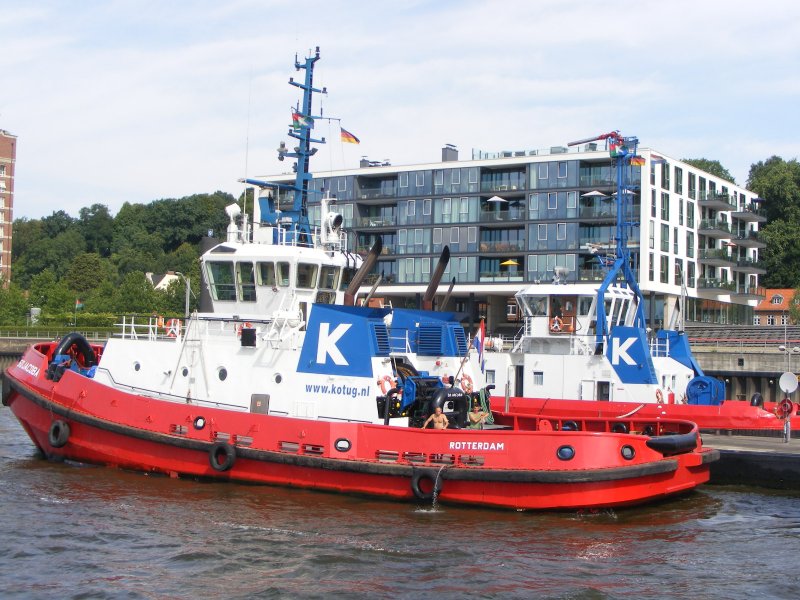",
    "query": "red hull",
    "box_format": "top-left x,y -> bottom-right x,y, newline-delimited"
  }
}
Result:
3,347 -> 717,511
499,396 -> 798,432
